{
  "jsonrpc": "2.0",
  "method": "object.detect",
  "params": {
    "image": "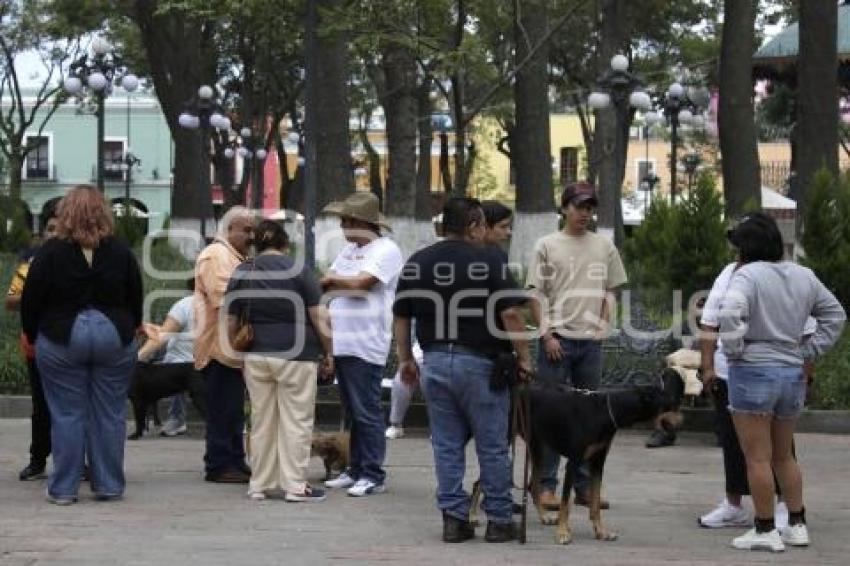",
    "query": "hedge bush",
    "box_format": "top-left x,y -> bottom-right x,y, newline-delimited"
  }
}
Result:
624,171 -> 730,315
